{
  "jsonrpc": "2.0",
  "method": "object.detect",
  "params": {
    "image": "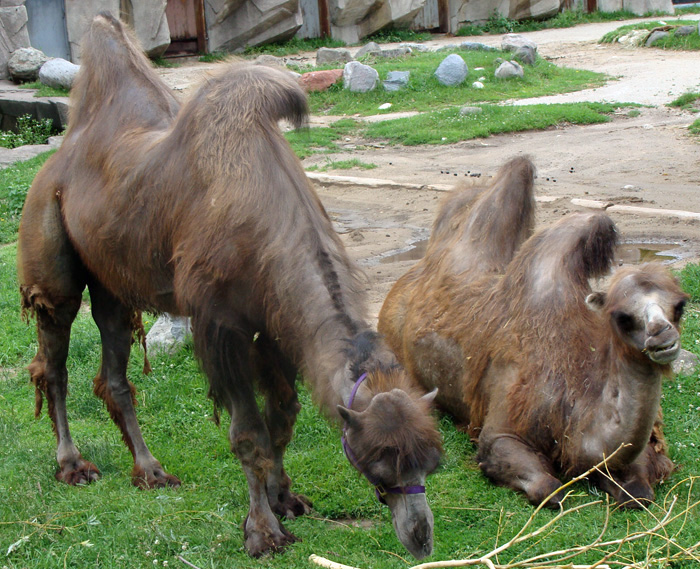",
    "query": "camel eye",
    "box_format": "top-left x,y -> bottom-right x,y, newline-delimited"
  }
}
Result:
613,311 -> 635,333
674,300 -> 686,322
